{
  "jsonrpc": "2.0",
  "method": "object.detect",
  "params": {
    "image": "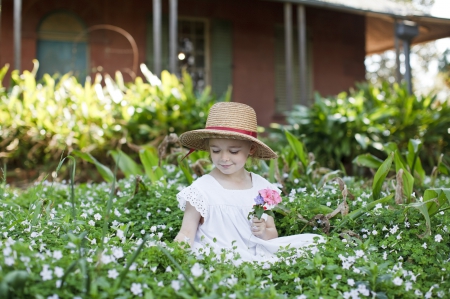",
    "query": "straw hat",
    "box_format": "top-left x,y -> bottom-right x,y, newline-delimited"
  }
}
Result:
179,102 -> 277,160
